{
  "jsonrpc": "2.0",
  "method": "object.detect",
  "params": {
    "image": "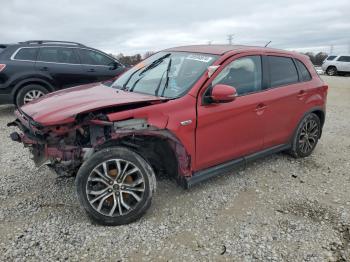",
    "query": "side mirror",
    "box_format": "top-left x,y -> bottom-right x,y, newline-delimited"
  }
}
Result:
210,84 -> 237,103
109,61 -> 119,70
